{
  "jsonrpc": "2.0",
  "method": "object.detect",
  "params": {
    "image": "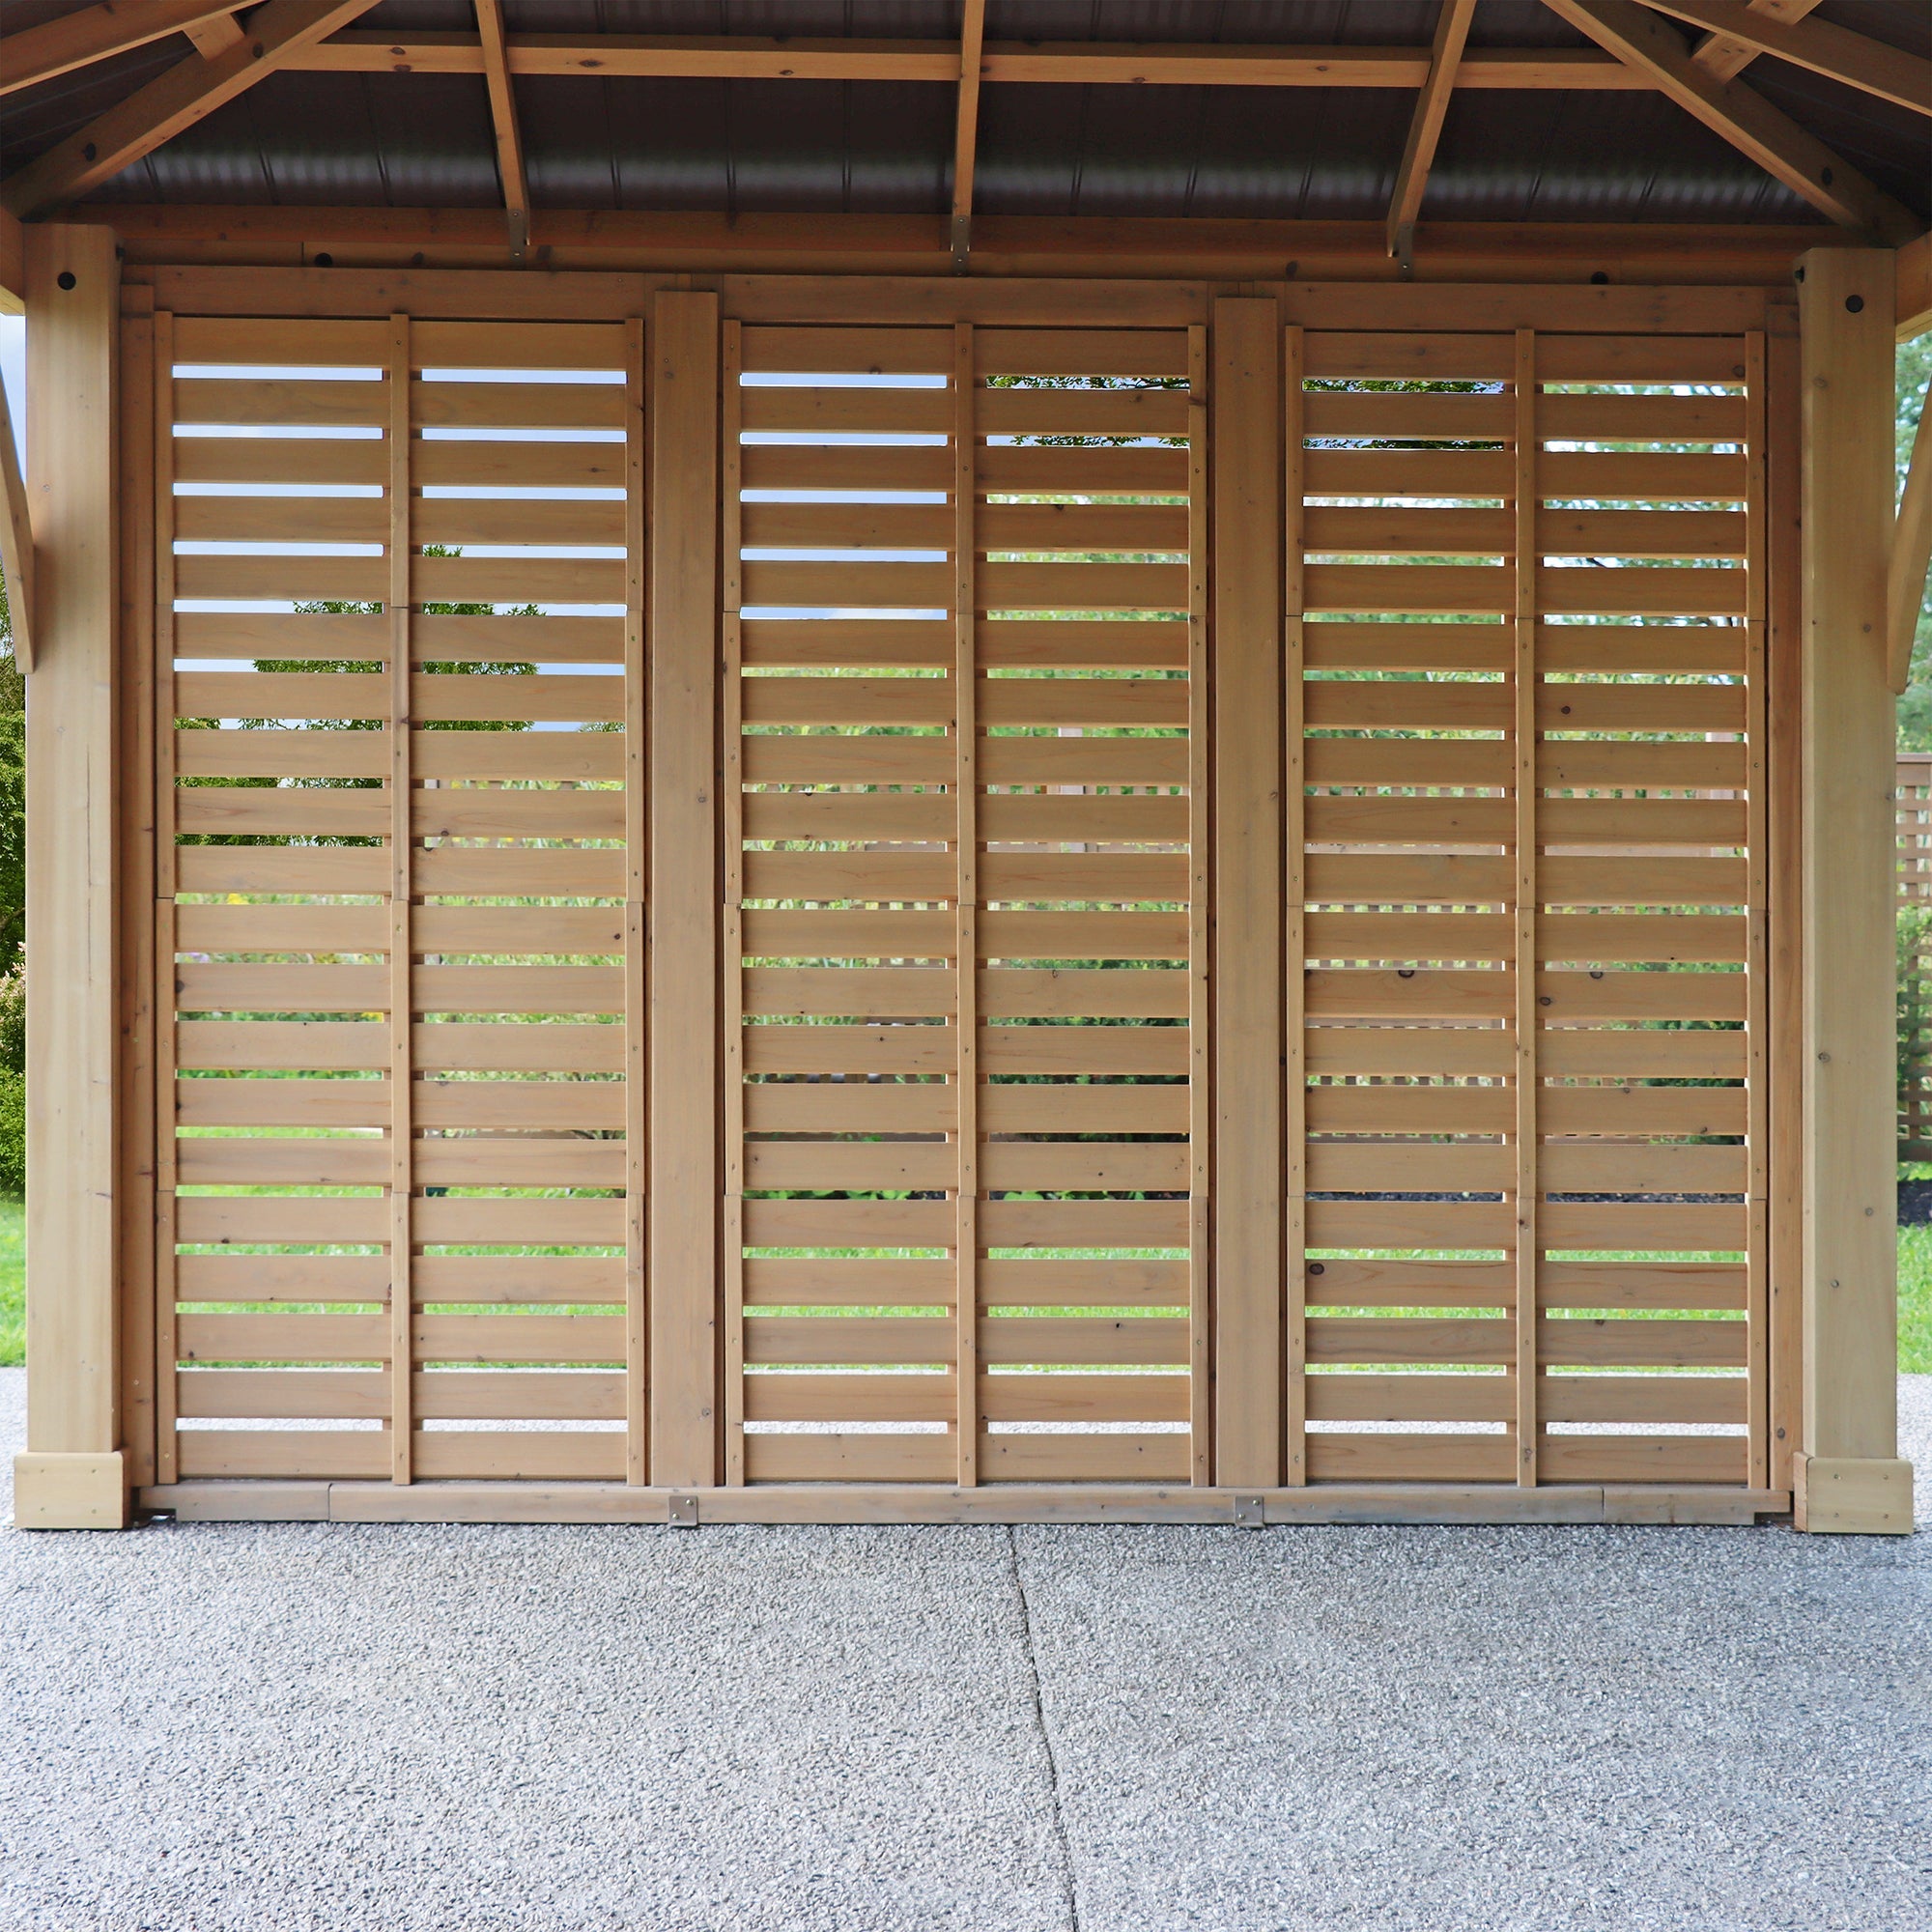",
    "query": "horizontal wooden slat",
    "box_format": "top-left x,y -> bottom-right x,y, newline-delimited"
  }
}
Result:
743,1434 -> 955,1484
175,376 -> 387,426
744,1373 -> 952,1423
411,1434 -> 626,1481
980,1317 -> 1190,1366
1304,1435 -> 1515,1483
745,1317 -> 955,1366
978,1434 -> 1190,1483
